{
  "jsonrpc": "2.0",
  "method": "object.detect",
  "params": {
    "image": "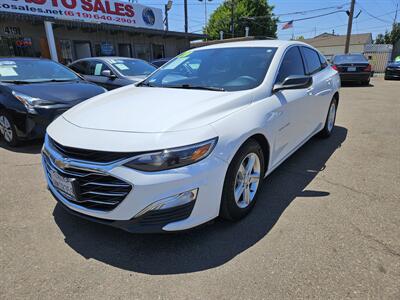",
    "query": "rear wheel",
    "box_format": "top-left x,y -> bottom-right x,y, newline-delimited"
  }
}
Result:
361,79 -> 370,86
0,111 -> 19,147
220,139 -> 265,221
318,98 -> 338,138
